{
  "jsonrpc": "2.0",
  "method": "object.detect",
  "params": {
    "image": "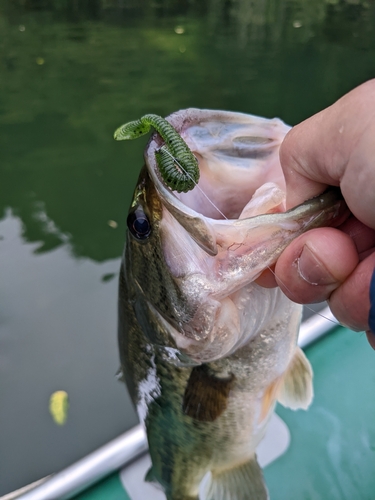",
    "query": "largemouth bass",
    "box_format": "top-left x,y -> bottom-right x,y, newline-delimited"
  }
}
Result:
118,109 -> 345,500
